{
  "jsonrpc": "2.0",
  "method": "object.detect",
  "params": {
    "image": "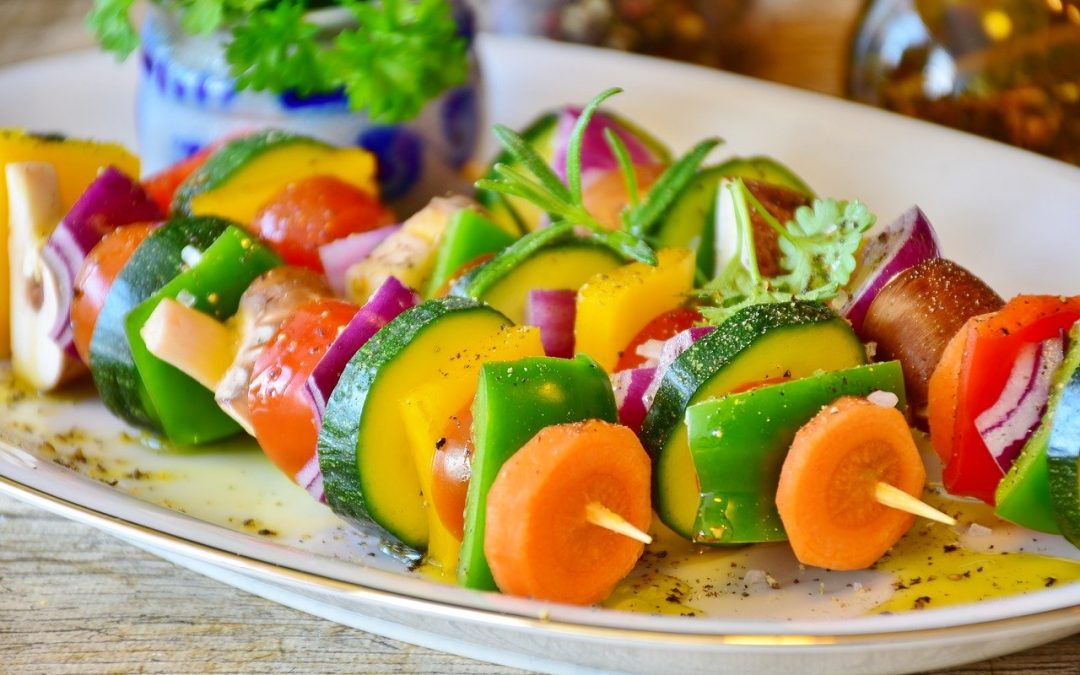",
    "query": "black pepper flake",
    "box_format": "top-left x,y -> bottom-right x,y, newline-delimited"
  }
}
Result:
1045,577 -> 1058,588
435,437 -> 447,450
257,528 -> 277,536
943,544 -> 958,553
913,596 -> 932,610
